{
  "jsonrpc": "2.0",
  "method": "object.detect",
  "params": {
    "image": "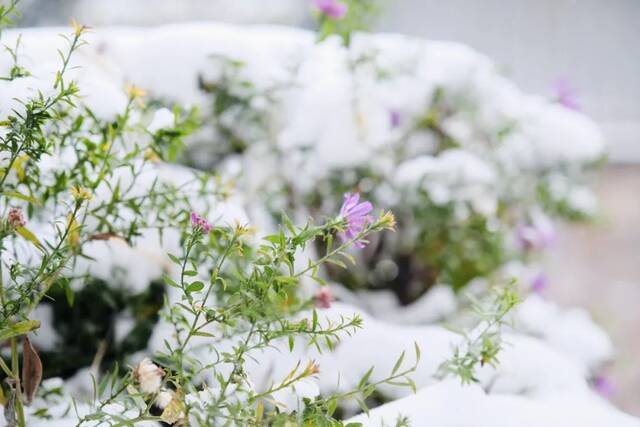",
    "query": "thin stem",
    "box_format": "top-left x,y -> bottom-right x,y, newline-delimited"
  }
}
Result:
294,224 -> 371,278
11,337 -> 25,427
